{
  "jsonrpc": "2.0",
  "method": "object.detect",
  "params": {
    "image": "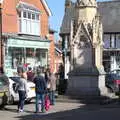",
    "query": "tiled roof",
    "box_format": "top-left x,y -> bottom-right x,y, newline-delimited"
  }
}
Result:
98,1 -> 120,32
60,3 -> 76,34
